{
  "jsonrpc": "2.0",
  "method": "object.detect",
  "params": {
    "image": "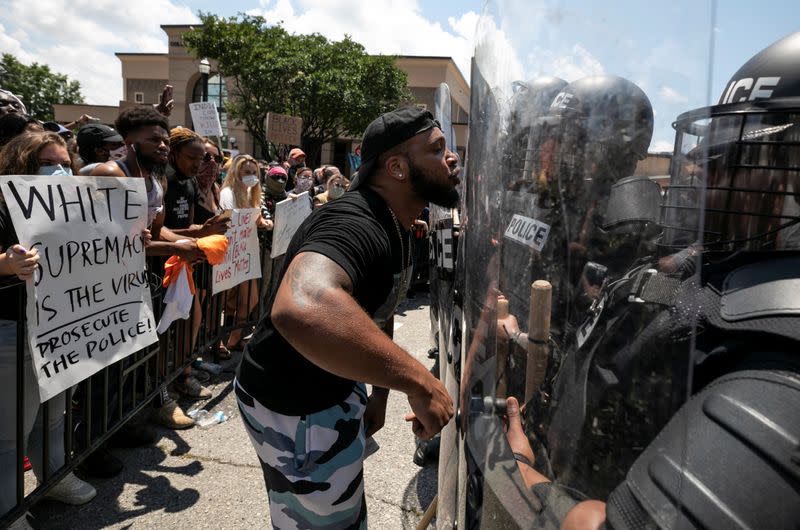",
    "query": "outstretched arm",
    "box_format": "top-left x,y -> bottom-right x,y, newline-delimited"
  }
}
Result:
272,251 -> 453,439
